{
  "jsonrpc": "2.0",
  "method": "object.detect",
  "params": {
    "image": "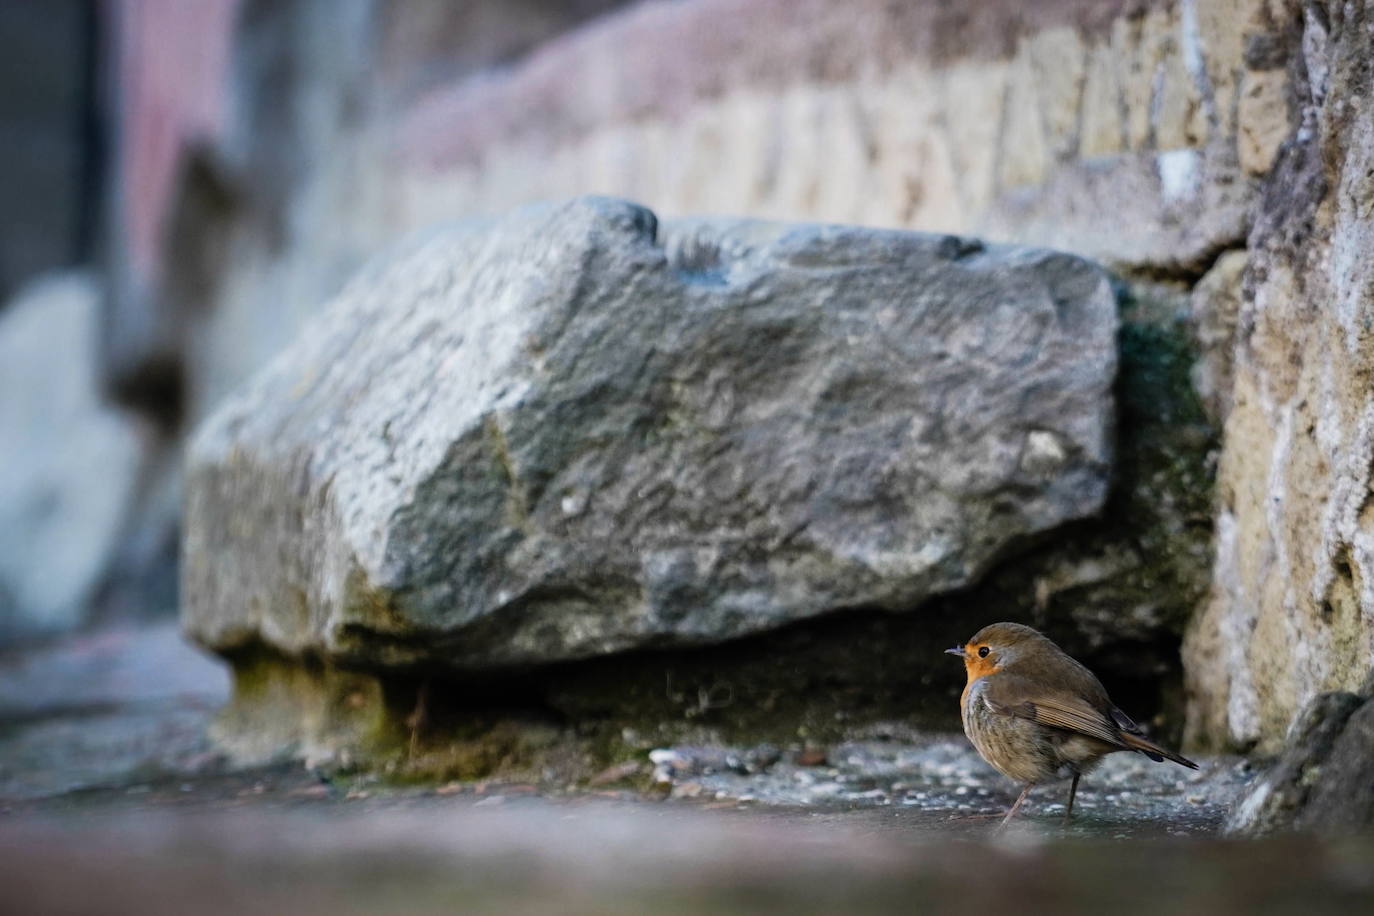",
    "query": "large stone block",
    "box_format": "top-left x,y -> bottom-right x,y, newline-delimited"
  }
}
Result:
184,197 -> 1117,670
